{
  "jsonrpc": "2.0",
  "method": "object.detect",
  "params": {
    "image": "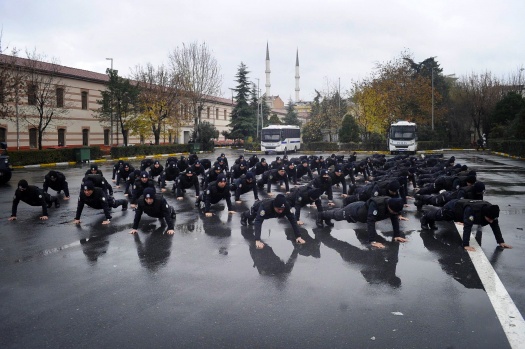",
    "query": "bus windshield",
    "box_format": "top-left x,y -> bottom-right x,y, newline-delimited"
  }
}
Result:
262,130 -> 281,142
390,126 -> 416,140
